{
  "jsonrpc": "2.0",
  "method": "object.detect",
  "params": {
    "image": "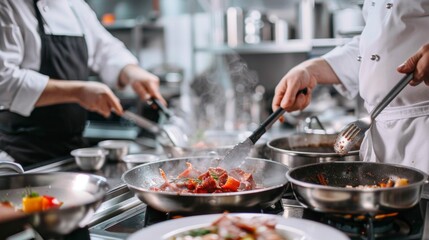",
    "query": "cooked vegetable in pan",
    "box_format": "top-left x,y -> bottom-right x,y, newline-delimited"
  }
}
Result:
345,178 -> 409,189
2,189 -> 63,213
